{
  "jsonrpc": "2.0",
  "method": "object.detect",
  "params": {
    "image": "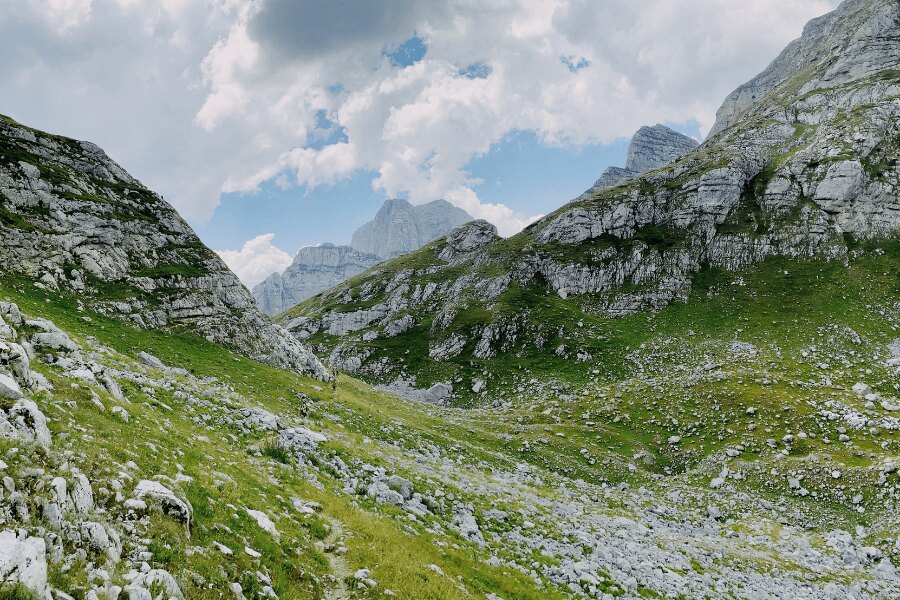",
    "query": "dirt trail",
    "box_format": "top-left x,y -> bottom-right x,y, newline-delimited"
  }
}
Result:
322,516 -> 352,600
